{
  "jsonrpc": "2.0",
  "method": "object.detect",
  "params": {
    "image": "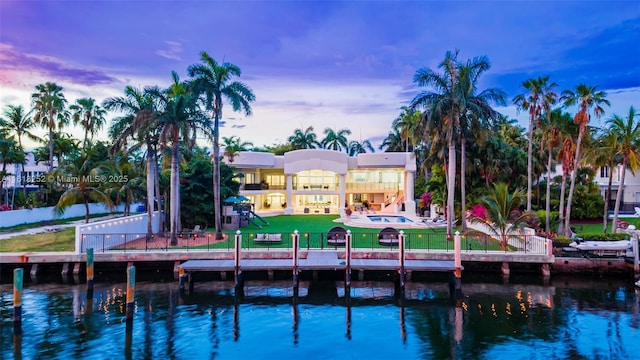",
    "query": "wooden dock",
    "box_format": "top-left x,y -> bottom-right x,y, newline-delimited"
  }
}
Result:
178,250 -> 460,272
